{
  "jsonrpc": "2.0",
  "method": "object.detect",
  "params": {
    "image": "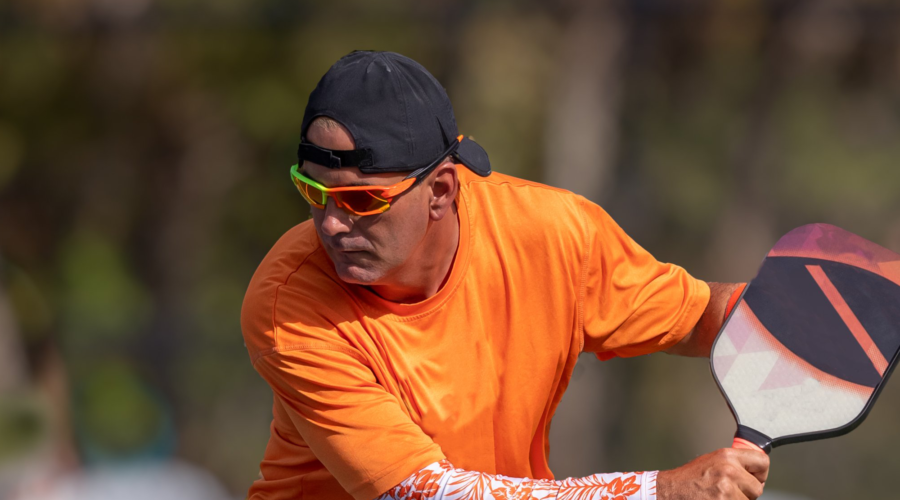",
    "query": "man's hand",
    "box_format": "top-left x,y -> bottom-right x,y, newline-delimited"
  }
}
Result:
657,448 -> 769,500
